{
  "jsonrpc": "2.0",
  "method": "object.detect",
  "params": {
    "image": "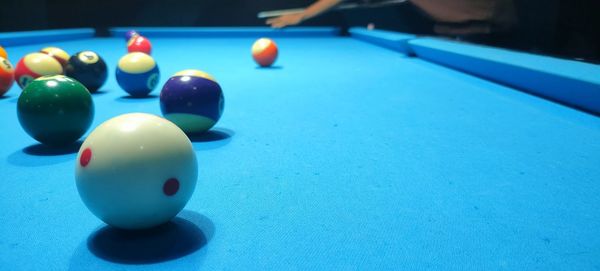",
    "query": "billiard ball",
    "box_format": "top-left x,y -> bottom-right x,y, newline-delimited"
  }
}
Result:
116,52 -> 160,97
0,45 -> 7,59
251,38 -> 278,67
125,30 -> 139,41
65,51 -> 108,92
0,57 -> 14,96
17,75 -> 94,146
75,113 -> 198,229
127,35 -> 152,55
160,69 -> 224,134
14,52 -> 63,89
40,47 -> 69,68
